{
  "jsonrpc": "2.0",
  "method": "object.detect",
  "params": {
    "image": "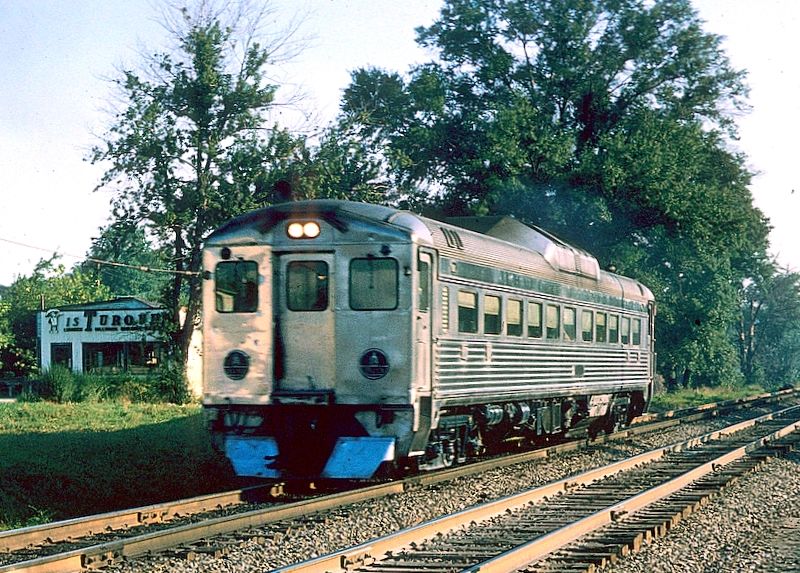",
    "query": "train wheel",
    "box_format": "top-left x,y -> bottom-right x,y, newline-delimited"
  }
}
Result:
441,438 -> 457,467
